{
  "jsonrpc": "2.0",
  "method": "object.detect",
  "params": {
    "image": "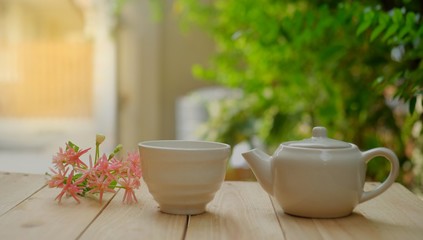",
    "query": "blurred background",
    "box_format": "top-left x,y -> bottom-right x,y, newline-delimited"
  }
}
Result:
0,0 -> 422,194
0,0 -> 215,173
